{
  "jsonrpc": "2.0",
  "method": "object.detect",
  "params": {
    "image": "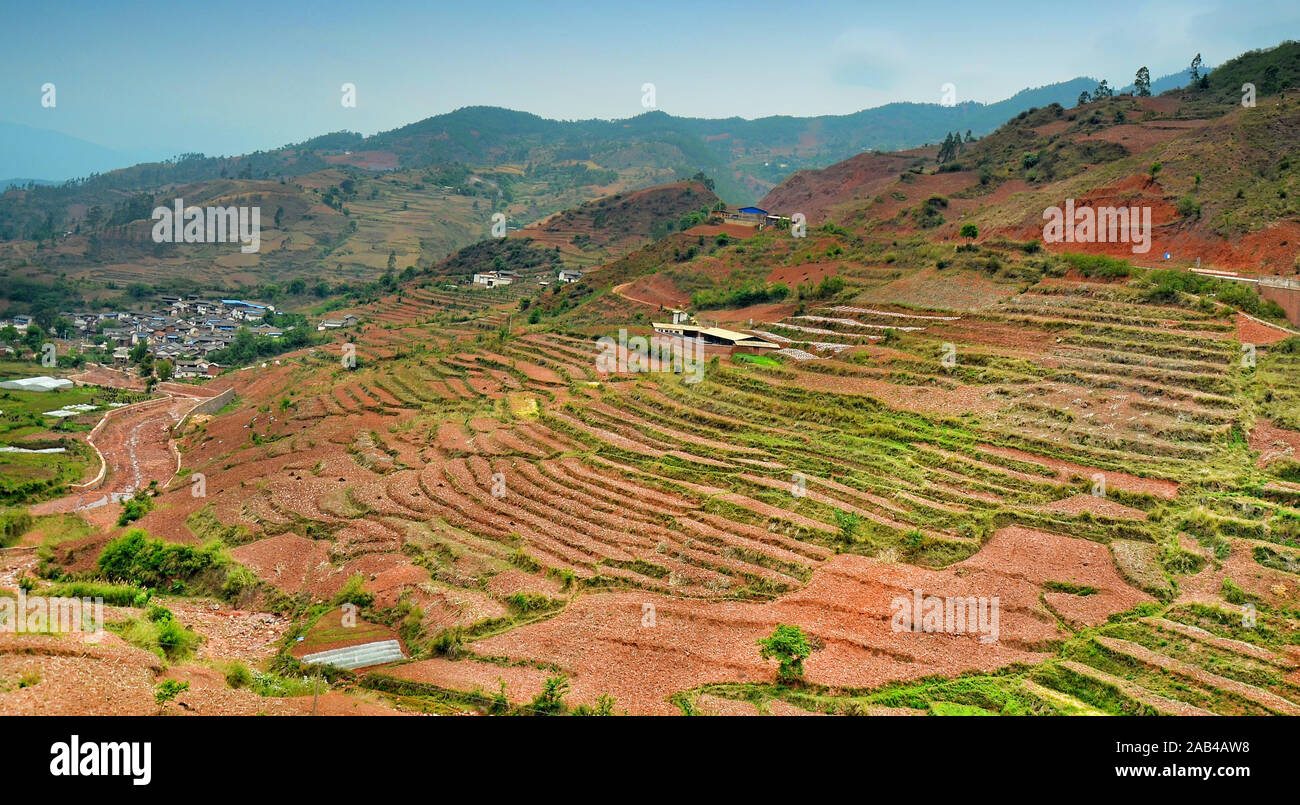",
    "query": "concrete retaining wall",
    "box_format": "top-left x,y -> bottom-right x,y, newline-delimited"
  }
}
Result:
170,387 -> 235,437
1259,278 -> 1300,327
187,387 -> 236,417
